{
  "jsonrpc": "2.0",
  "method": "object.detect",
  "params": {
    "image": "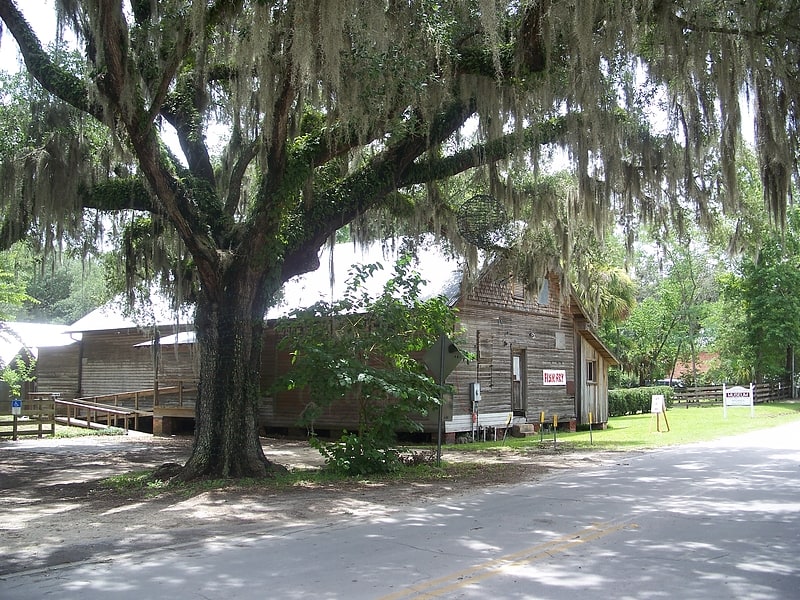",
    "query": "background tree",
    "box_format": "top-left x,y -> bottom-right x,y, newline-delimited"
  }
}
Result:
0,245 -> 34,320
717,208 -> 800,383
1,1 -> 798,479
609,236 -> 721,386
